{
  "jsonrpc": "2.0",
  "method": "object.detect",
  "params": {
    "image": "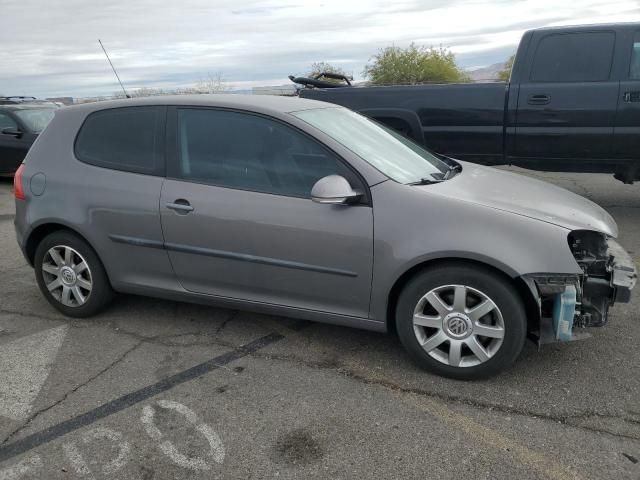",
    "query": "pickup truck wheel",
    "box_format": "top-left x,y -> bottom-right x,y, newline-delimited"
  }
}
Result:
395,265 -> 526,380
34,231 -> 113,318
